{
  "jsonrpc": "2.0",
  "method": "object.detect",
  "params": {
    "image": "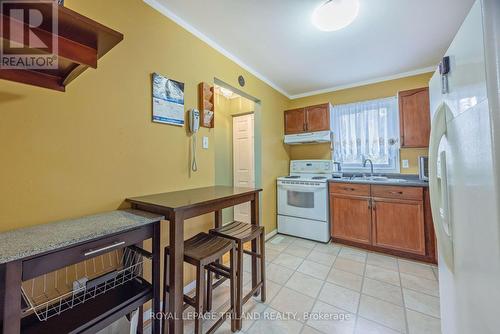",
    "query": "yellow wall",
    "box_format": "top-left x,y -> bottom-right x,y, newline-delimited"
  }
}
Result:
0,0 -> 289,288
214,93 -> 233,188
287,73 -> 432,173
229,96 -> 256,115
400,148 -> 429,174
287,143 -> 332,160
